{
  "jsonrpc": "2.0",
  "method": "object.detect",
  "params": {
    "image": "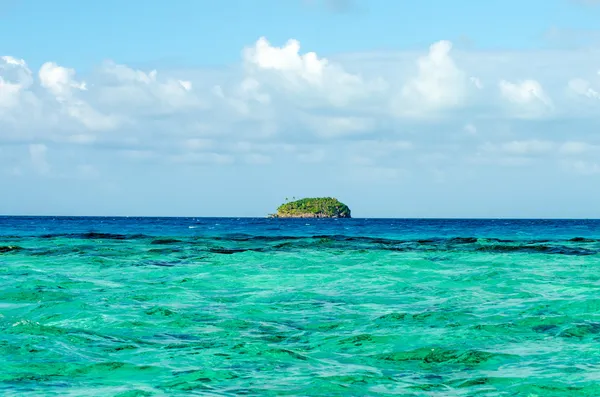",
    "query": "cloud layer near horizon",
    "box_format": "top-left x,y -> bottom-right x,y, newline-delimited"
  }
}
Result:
3,37 -> 600,216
